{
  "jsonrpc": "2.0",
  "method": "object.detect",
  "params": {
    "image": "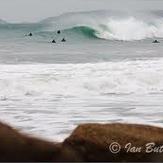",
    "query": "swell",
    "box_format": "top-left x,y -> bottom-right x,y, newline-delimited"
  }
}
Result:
1,10 -> 163,41
62,26 -> 99,39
